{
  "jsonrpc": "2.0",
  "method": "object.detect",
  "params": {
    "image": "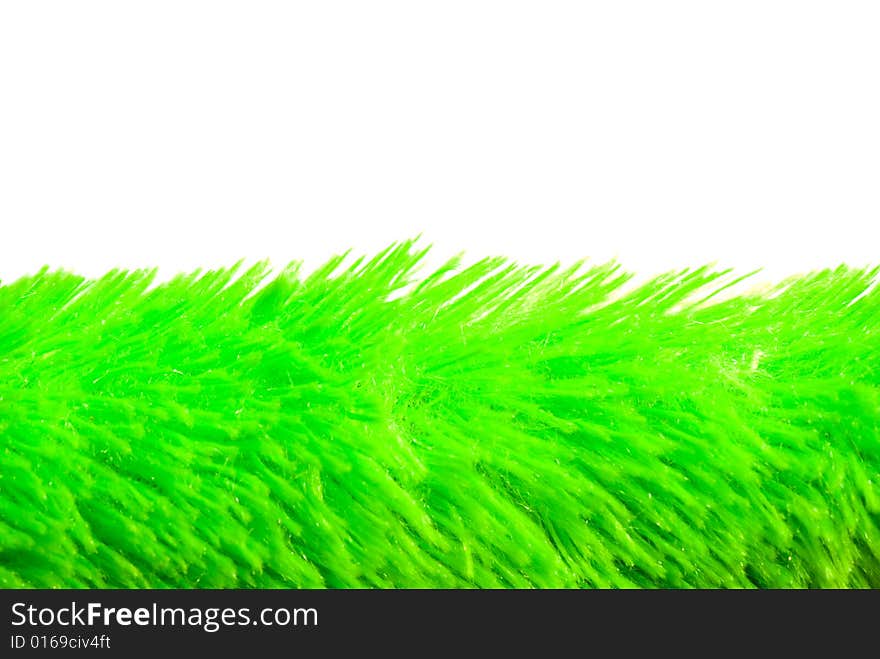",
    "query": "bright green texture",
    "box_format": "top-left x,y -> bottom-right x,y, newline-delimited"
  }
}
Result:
1,241 -> 878,588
